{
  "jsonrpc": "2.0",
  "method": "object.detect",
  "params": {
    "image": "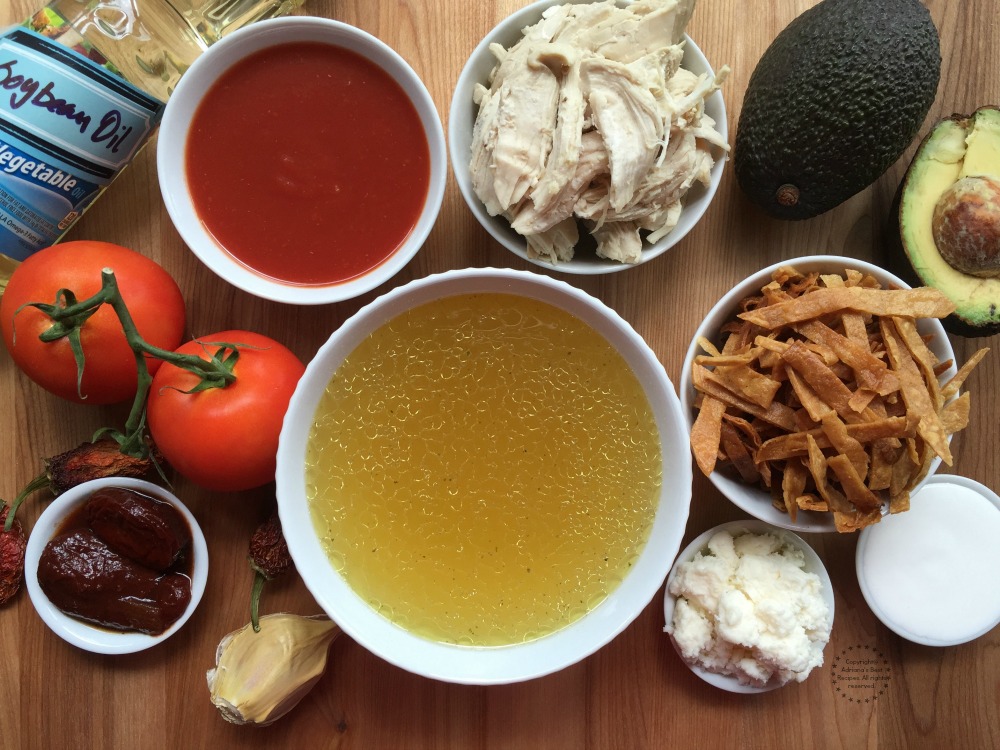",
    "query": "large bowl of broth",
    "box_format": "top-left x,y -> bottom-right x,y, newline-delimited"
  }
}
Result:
276,268 -> 691,684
